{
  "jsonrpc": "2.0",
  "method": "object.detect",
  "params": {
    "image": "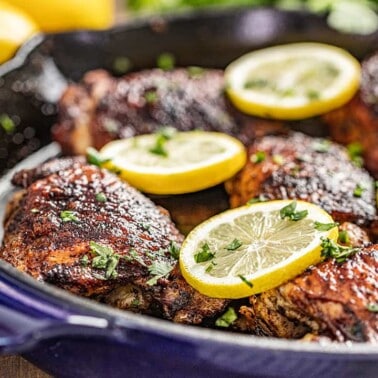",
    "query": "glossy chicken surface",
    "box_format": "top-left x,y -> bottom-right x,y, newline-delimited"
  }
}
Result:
1,159 -> 228,324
